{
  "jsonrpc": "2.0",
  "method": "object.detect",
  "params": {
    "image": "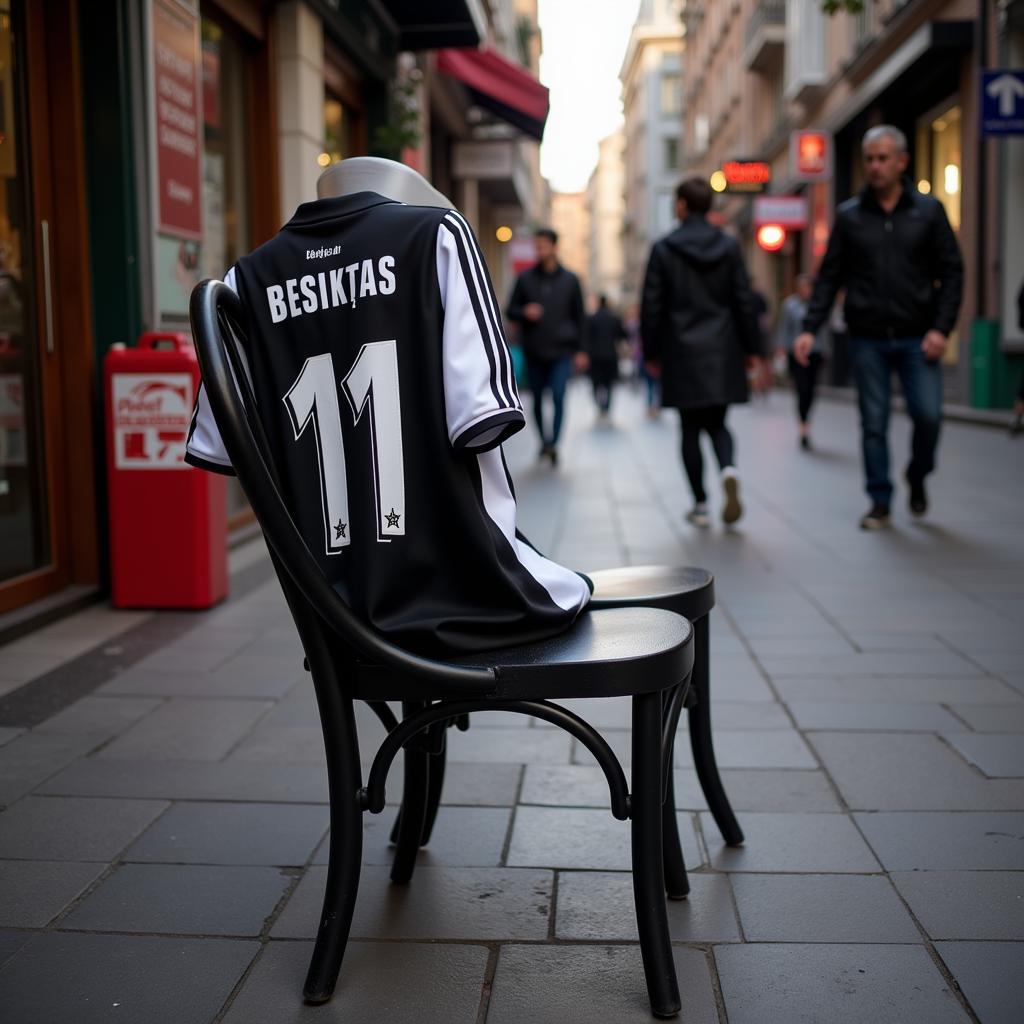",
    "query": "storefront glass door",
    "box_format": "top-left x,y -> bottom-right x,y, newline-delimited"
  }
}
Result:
0,0 -> 52,589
